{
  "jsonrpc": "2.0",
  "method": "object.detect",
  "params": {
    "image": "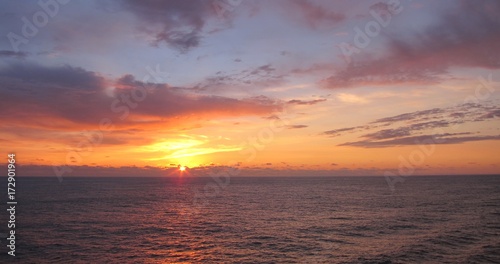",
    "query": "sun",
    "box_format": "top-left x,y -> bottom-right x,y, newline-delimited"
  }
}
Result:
179,166 -> 186,172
